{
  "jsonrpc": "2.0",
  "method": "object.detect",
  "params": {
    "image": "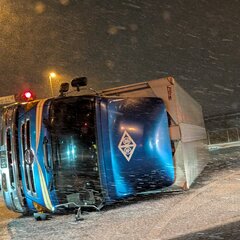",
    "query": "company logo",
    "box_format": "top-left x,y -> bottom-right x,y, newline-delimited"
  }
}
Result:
24,149 -> 35,165
118,130 -> 136,161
